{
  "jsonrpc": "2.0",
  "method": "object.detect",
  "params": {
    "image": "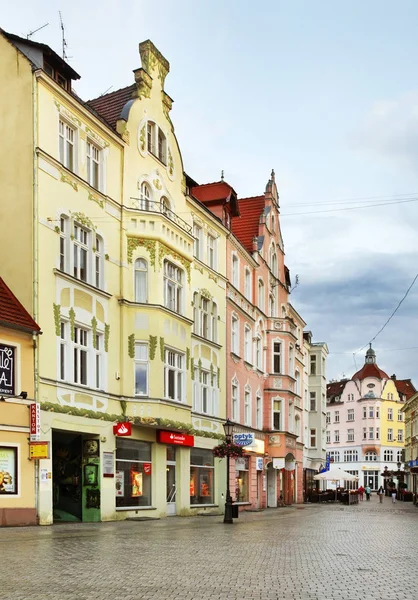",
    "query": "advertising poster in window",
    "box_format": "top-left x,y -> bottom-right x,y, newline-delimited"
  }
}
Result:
0,344 -> 15,396
115,470 -> 124,497
131,470 -> 143,497
0,447 -> 16,494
